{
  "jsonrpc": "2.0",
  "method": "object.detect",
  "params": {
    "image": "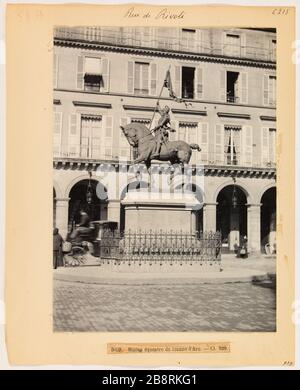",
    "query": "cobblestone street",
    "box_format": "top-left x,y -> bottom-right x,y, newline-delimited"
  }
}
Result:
53,279 -> 276,332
